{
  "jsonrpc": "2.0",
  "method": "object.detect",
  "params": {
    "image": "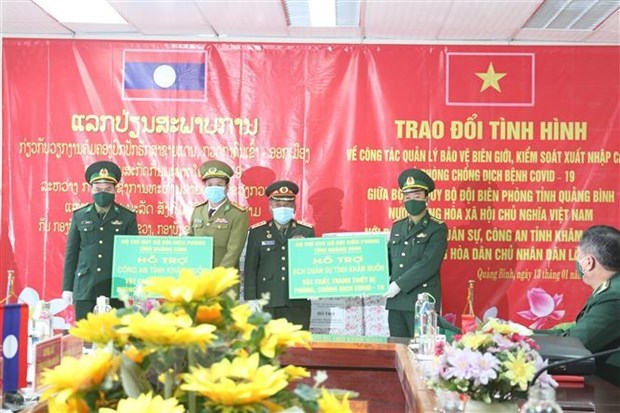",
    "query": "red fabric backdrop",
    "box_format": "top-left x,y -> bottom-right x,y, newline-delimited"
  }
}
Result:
2,40 -> 619,328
